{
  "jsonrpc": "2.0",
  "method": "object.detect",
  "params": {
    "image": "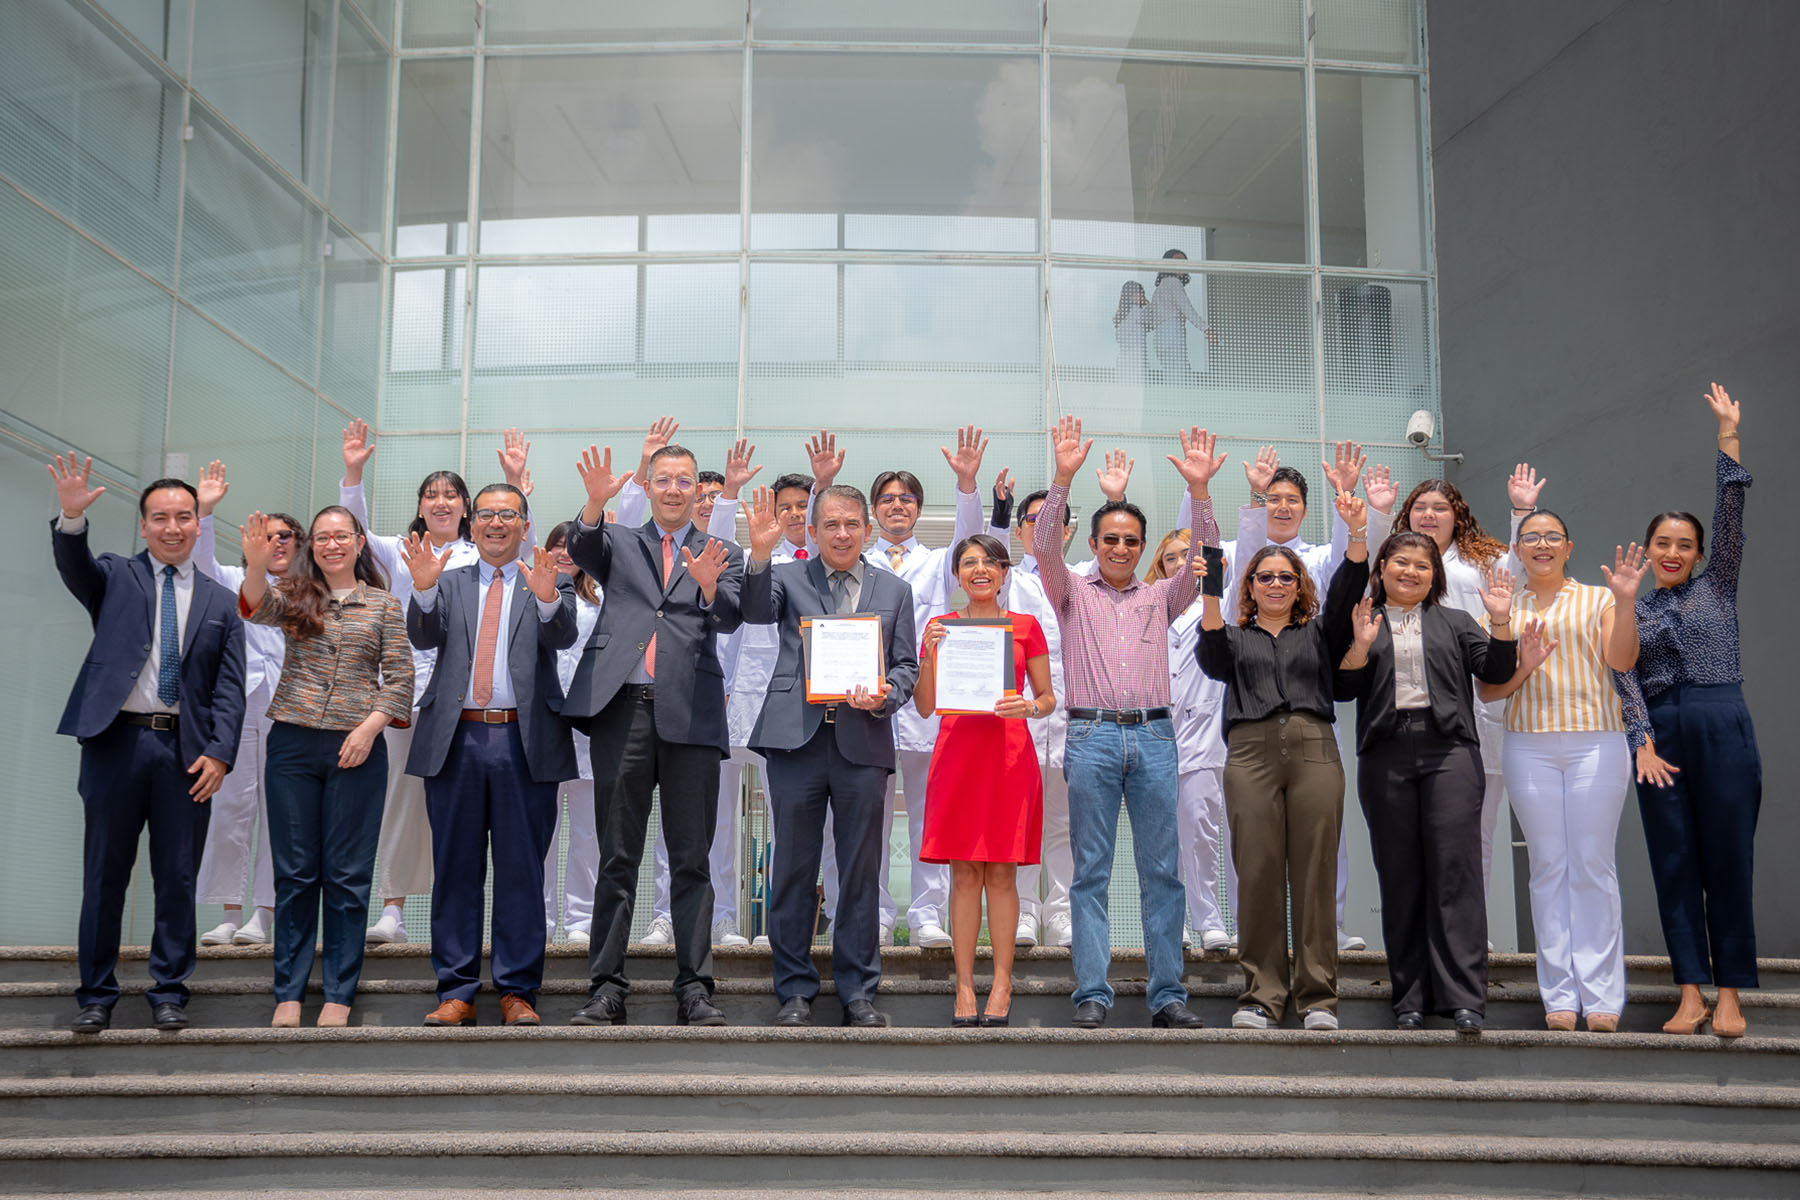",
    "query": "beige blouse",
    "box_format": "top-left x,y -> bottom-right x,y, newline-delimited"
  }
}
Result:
245,582 -> 414,731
